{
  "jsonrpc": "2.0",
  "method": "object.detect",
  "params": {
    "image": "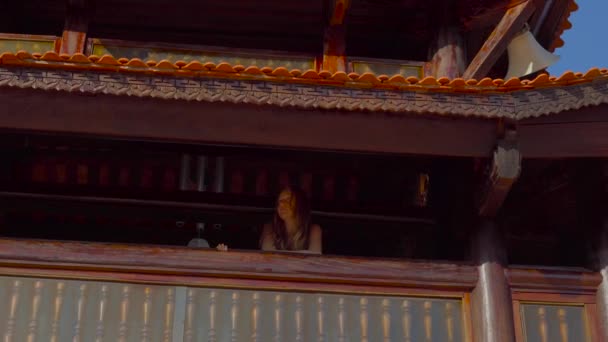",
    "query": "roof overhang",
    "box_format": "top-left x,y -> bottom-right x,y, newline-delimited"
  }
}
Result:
1,53 -> 607,120
1,54 -> 608,158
